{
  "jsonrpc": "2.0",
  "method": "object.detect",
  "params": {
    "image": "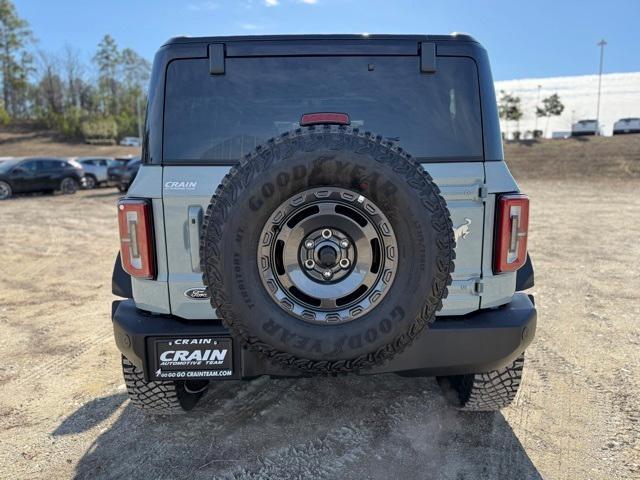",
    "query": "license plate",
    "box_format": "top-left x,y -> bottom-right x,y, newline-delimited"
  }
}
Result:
151,336 -> 233,380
